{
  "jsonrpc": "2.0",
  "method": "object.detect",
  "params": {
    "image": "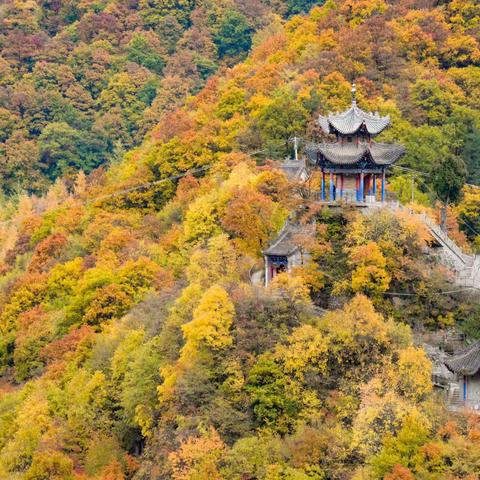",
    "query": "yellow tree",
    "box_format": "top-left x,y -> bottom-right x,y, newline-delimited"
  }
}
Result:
158,285 -> 235,404
168,427 -> 225,480
320,295 -> 392,388
388,346 -> 432,402
181,285 -> 235,359
456,185 -> 480,250
341,0 -> 388,26
187,234 -> 240,288
349,242 -> 391,295
446,0 -> 480,31
269,273 -> 313,323
352,388 -> 413,459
